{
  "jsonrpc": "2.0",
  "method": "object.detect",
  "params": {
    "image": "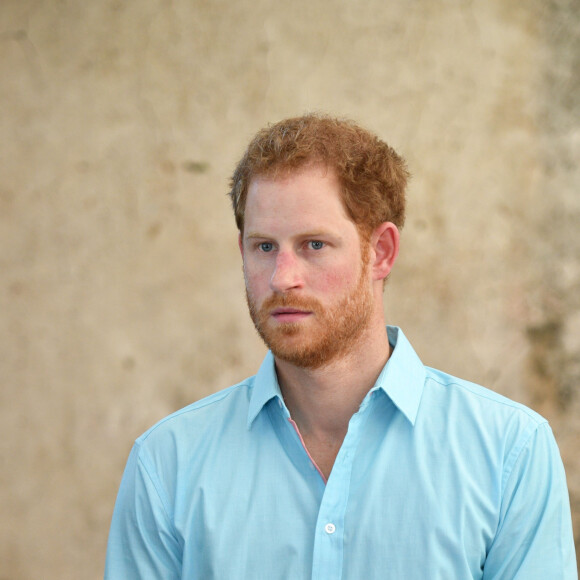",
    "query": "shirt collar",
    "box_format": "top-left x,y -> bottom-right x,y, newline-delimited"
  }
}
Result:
247,350 -> 284,428
247,326 -> 426,428
373,326 -> 426,426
